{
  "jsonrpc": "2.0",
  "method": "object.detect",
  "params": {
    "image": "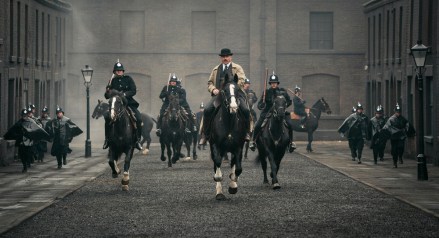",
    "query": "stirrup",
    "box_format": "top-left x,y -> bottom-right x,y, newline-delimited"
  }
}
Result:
135,141 -> 143,150
249,141 -> 256,151
288,142 -> 296,153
